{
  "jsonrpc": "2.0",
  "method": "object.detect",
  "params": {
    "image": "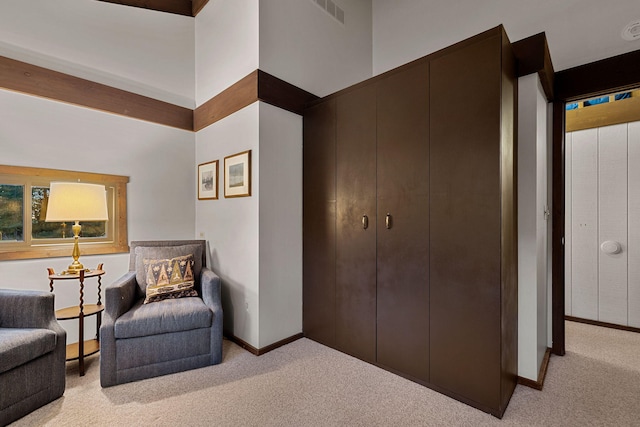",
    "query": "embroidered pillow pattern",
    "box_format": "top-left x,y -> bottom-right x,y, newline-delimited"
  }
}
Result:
143,254 -> 198,304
